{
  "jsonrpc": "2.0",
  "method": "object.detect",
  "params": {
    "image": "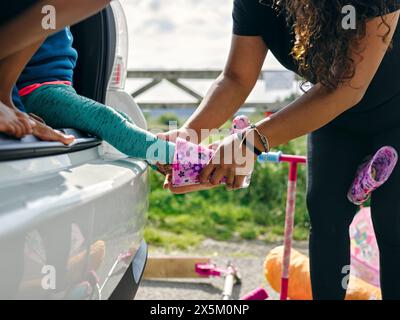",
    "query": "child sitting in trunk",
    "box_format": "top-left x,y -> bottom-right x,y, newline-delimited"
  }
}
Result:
15,28 -> 175,171
1,0 -> 114,141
